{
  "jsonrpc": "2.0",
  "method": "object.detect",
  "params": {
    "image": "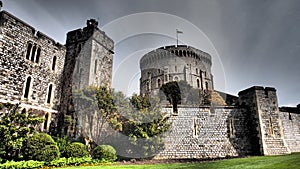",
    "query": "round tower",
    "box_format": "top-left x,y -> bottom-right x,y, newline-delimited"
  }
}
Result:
140,45 -> 213,95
